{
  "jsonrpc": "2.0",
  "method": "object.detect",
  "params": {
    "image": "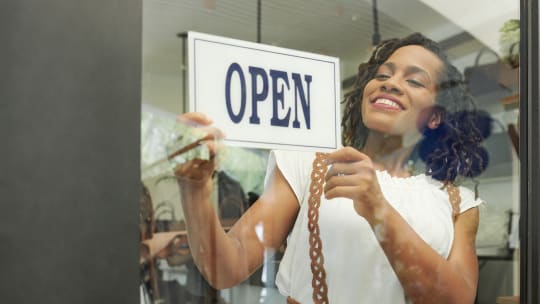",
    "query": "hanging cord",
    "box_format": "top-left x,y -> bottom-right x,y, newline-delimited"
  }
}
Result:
441,182 -> 462,222
371,0 -> 381,46
257,0 -> 262,43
